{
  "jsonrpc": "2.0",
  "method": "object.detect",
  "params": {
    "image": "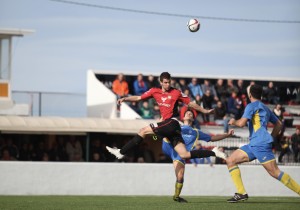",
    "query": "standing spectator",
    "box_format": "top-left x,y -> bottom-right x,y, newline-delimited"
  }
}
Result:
227,91 -> 243,119
226,79 -> 238,97
139,101 -> 154,119
214,101 -> 229,133
188,78 -> 203,99
273,104 -> 285,151
146,74 -> 159,89
201,79 -> 219,101
66,136 -> 83,162
237,80 -> 247,98
171,78 -> 181,90
291,128 -> 300,162
112,73 -> 129,99
273,104 -> 283,121
215,79 -> 227,105
133,73 -> 148,95
264,81 -> 279,104
278,137 -> 291,163
202,90 -> 215,122
179,79 -> 189,92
